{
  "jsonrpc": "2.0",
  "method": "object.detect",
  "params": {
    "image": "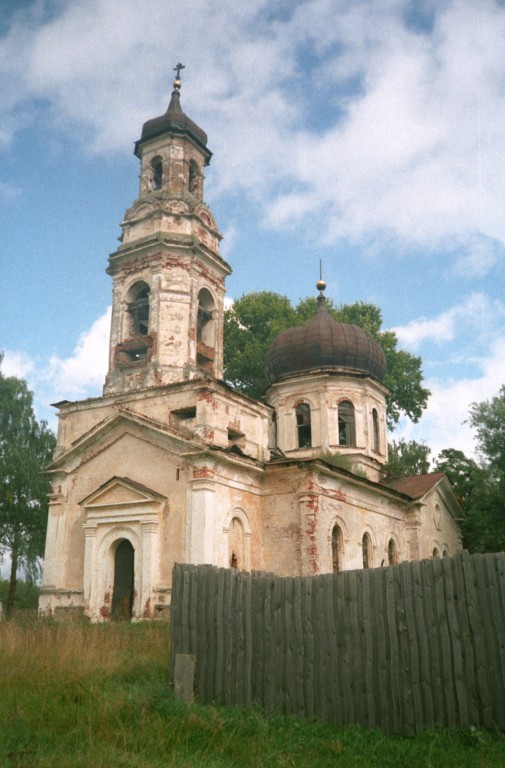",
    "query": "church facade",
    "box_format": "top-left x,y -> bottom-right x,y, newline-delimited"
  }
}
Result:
39,73 -> 462,621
